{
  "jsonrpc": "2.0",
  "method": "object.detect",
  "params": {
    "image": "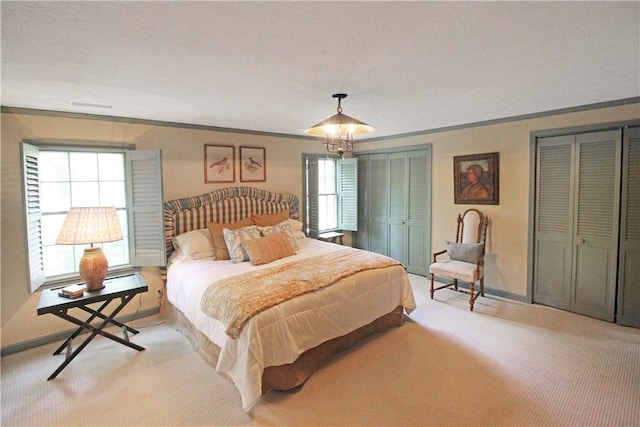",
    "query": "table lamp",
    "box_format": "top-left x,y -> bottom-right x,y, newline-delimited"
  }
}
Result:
56,207 -> 123,291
